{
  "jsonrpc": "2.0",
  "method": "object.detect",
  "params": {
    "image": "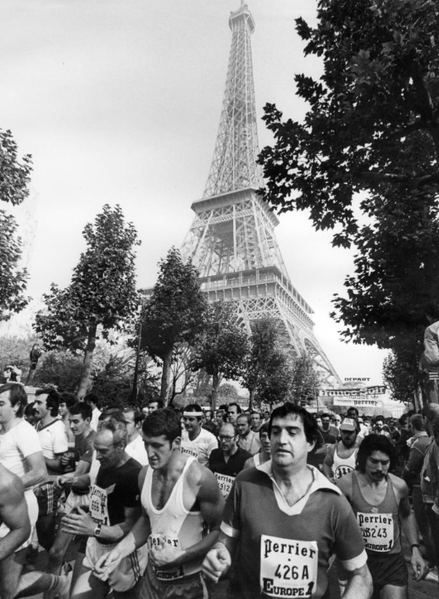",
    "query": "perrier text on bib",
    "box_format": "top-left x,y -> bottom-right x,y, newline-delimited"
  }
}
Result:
260,534 -> 318,597
356,512 -> 394,552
